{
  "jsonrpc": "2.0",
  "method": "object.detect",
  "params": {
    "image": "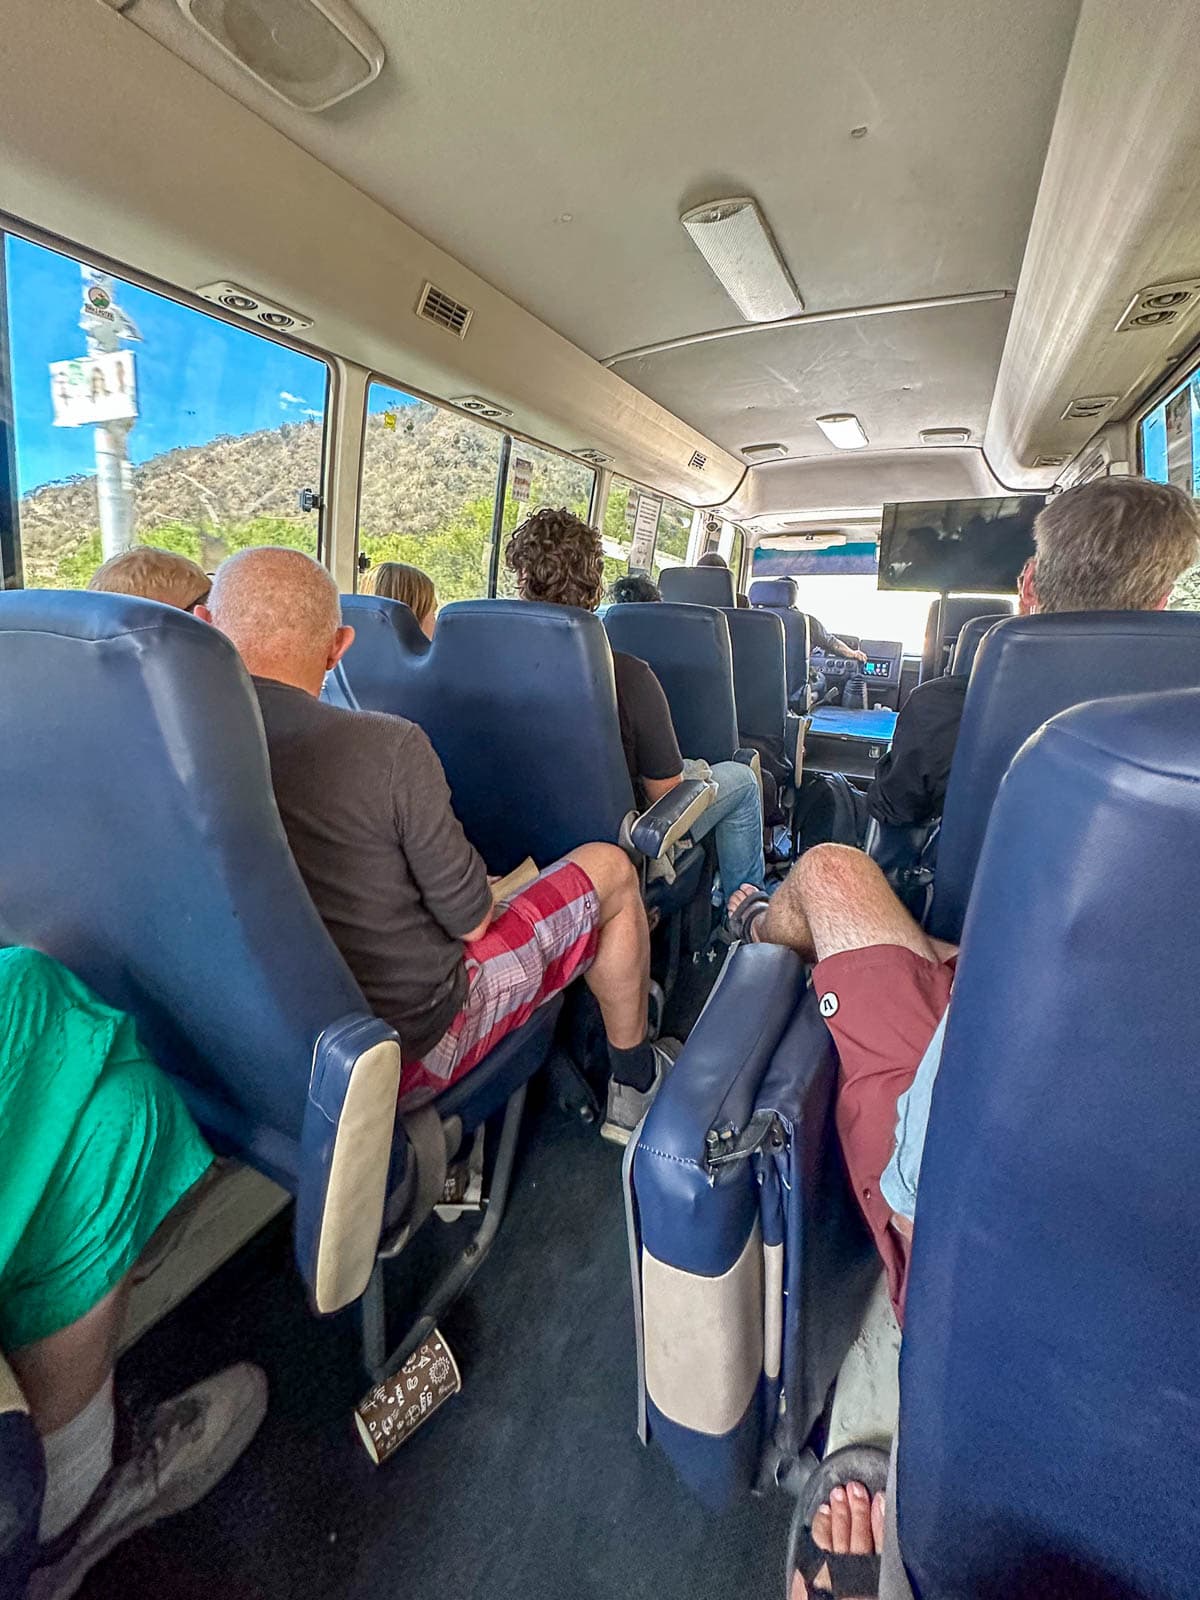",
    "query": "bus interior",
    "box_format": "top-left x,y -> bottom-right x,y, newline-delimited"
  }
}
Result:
2,0 -> 1200,1596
